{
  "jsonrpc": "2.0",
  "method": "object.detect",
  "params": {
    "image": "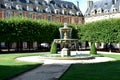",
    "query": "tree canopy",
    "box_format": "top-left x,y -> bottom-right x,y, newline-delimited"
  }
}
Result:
78,18 -> 120,44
